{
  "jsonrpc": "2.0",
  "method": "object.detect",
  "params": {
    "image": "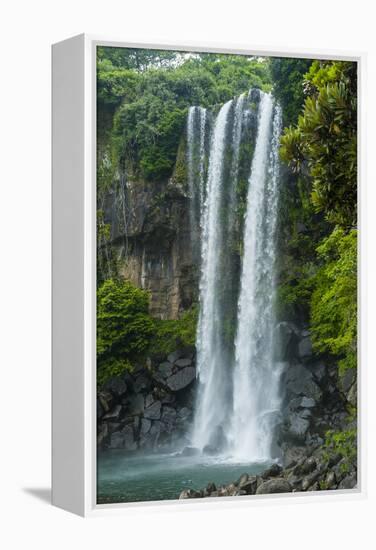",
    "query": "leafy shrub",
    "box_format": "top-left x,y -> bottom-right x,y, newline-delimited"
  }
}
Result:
152,306 -> 198,356
323,426 -> 357,473
97,279 -> 154,384
310,228 -> 357,373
